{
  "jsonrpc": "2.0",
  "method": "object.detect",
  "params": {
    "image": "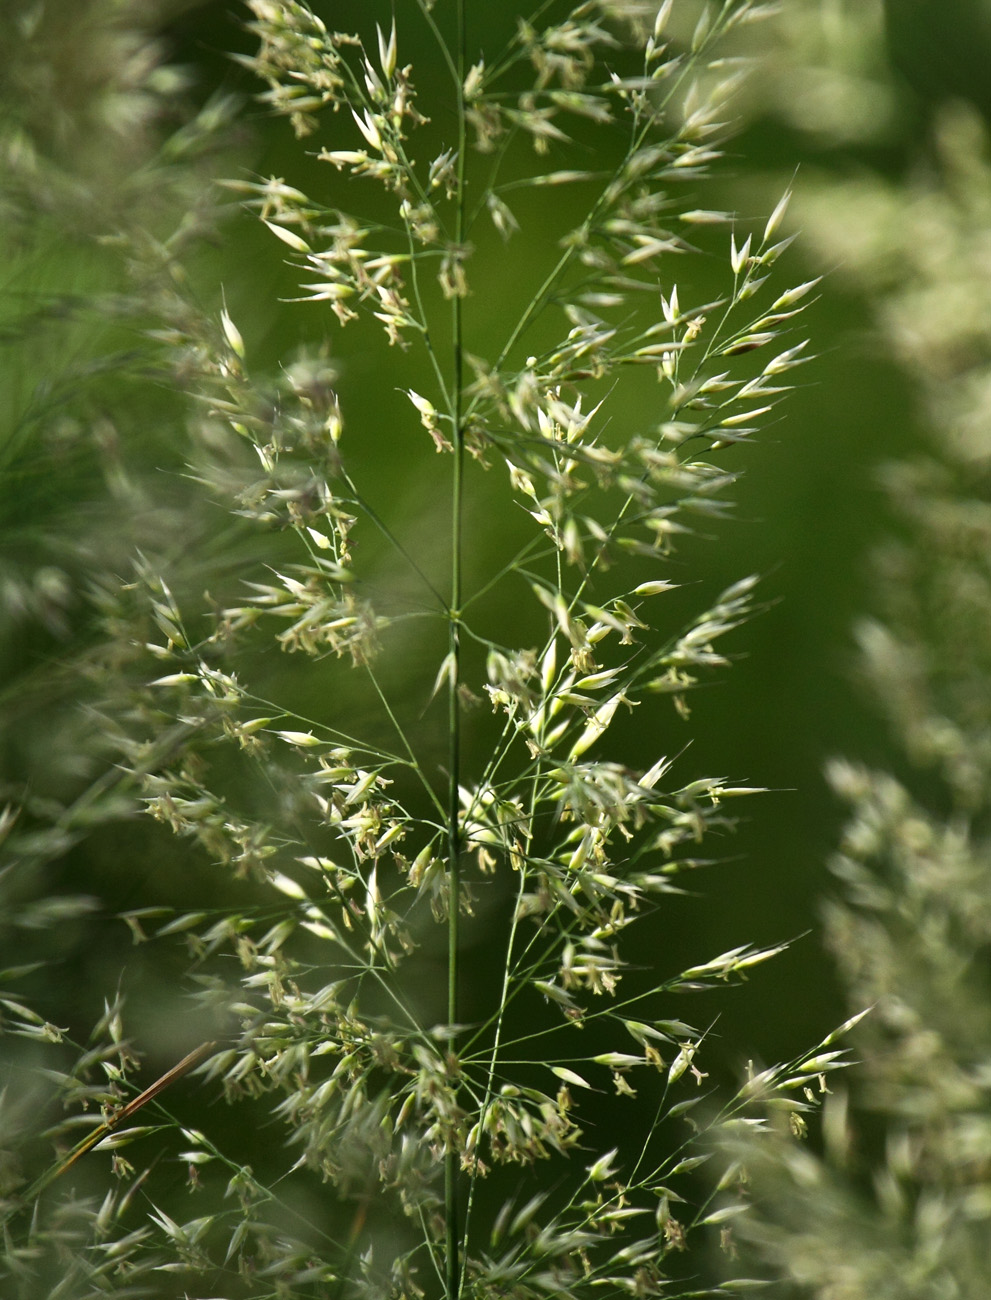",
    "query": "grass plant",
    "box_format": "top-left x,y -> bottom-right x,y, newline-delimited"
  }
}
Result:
0,4 -> 850,1297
